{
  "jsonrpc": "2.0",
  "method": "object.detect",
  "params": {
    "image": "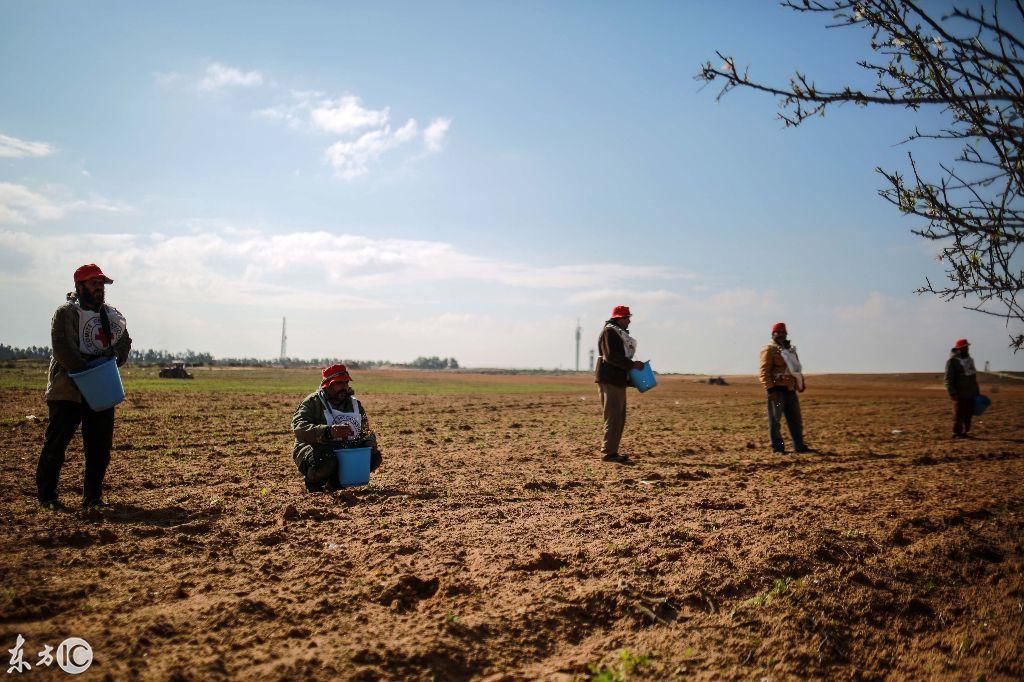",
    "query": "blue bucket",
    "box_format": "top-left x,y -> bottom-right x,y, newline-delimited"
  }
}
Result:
68,358 -> 125,411
335,446 -> 372,487
629,361 -> 657,393
973,394 -> 991,416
